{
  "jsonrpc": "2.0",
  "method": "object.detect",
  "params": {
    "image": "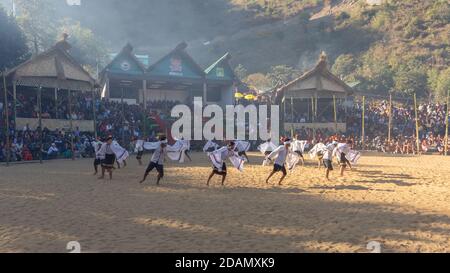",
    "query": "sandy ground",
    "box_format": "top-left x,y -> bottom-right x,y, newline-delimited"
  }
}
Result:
1,152 -> 450,253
